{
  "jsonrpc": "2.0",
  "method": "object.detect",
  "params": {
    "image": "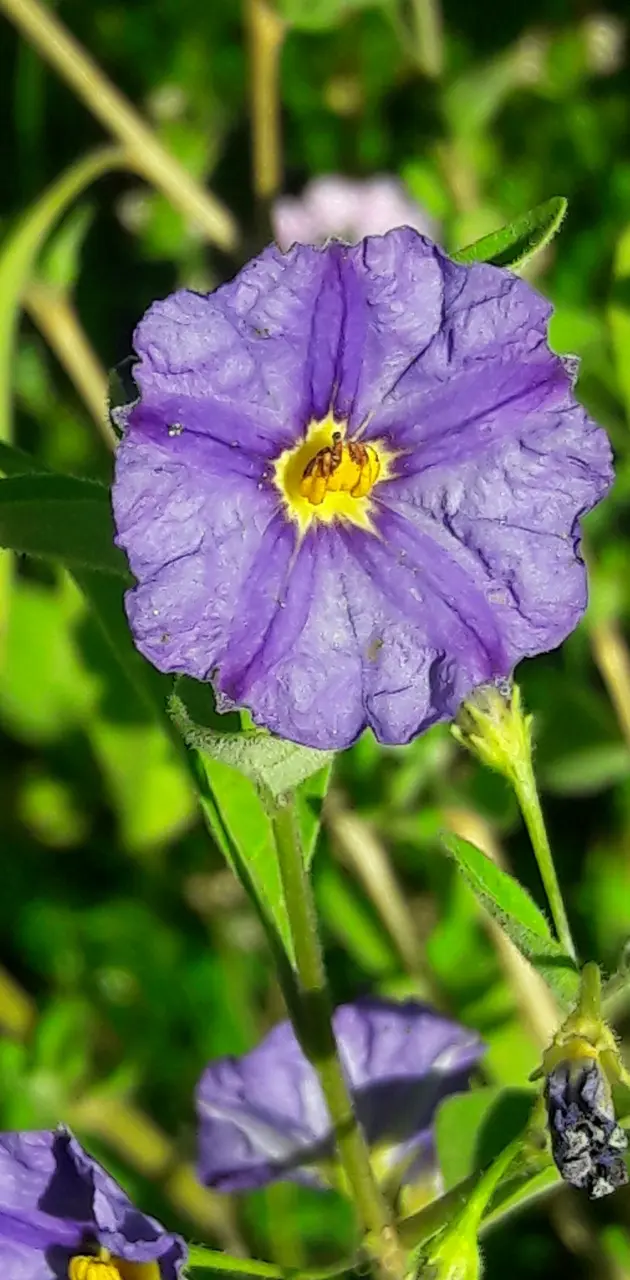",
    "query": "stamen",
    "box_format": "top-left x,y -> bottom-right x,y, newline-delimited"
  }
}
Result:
299,432 -> 381,506
68,1255 -> 121,1280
